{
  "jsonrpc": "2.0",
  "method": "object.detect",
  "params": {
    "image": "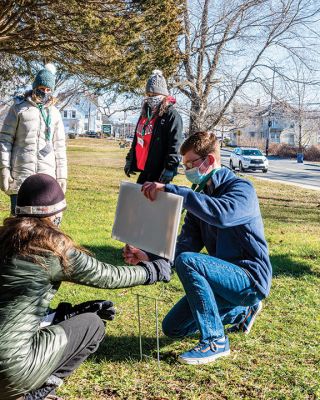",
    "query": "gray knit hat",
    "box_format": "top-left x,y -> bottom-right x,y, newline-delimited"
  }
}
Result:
145,69 -> 169,96
33,63 -> 57,91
